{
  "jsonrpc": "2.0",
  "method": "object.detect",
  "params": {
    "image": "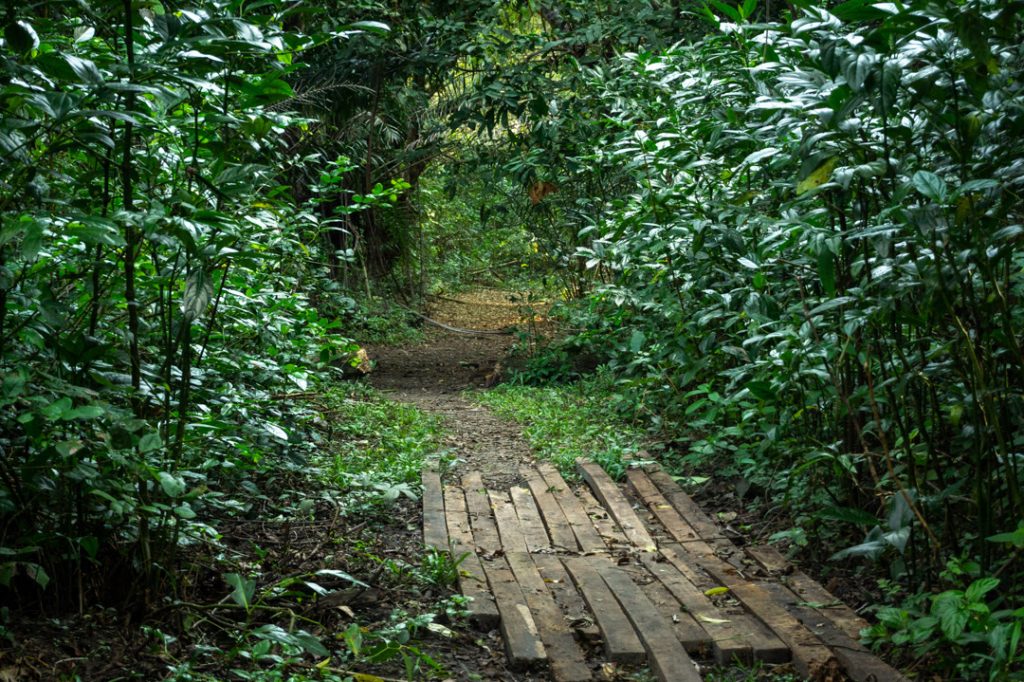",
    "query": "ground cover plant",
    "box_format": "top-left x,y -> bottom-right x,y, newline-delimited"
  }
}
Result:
474,375 -> 649,480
